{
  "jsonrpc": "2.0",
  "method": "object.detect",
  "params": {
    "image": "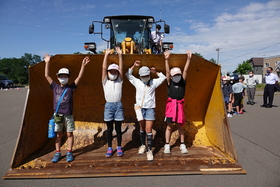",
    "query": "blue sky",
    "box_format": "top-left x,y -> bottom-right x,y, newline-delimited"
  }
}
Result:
0,0 -> 279,72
